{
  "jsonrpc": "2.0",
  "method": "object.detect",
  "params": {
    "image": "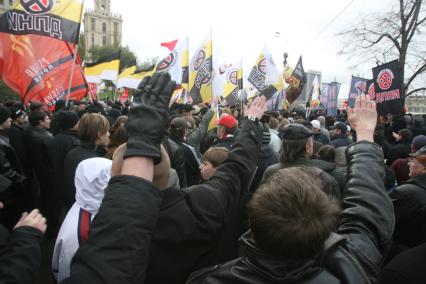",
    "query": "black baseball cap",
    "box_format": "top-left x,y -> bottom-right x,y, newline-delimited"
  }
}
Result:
283,124 -> 313,140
